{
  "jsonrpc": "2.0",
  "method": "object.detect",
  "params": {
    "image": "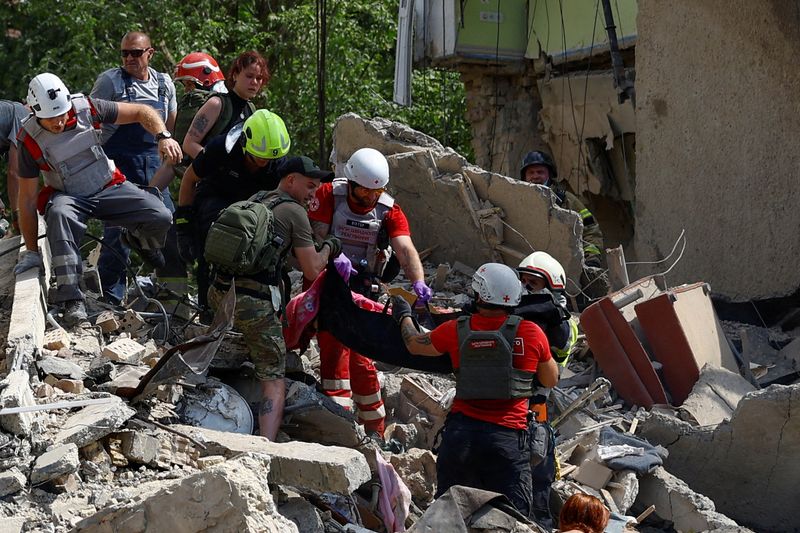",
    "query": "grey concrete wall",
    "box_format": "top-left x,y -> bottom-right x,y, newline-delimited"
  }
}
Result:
633,1 -> 800,300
